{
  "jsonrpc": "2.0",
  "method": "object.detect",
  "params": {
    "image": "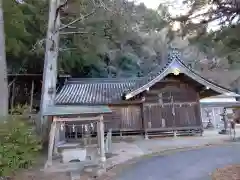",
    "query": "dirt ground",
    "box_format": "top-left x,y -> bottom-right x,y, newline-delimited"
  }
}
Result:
212,165 -> 240,180
9,152 -> 69,180
13,170 -> 69,180
10,153 -> 96,180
